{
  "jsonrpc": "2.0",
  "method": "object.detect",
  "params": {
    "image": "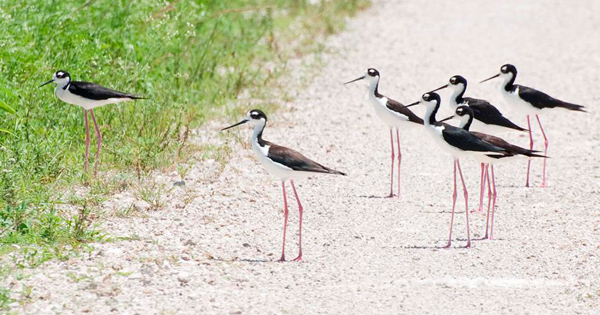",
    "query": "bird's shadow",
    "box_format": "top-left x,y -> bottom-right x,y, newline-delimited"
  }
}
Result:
211,257 -> 276,263
357,194 -> 397,199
